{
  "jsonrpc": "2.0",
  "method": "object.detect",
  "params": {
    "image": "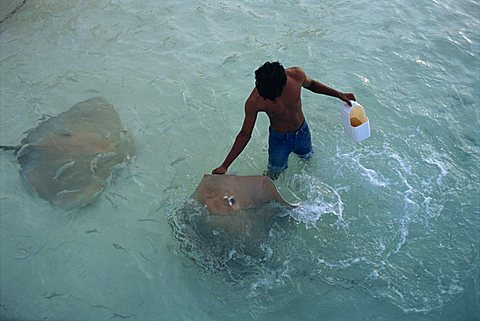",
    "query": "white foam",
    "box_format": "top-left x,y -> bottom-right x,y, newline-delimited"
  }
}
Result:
424,151 -> 449,184
315,256 -> 365,270
336,148 -> 390,187
247,260 -> 292,298
287,175 -> 345,228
